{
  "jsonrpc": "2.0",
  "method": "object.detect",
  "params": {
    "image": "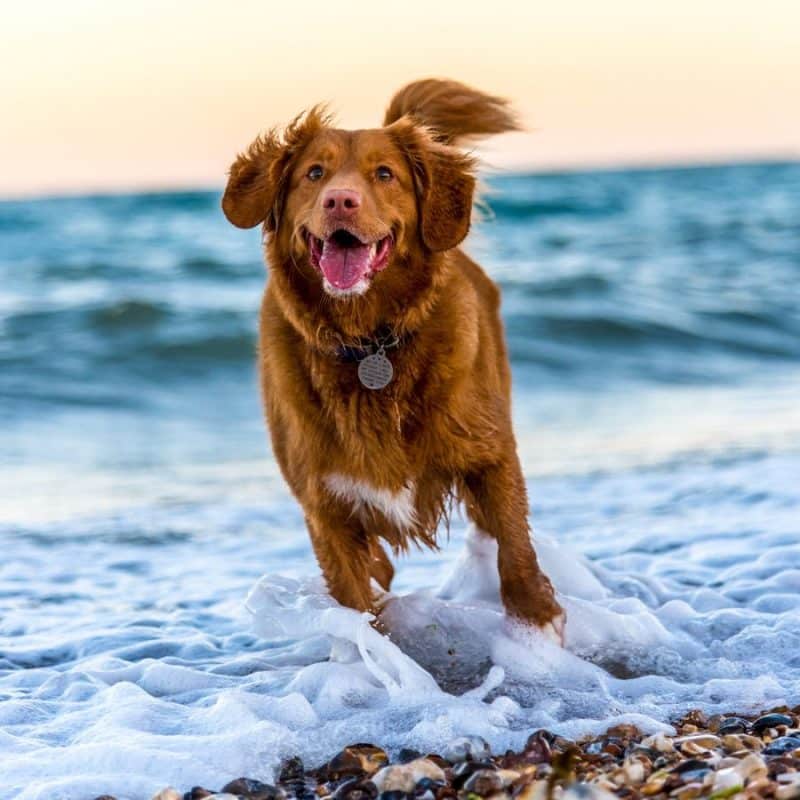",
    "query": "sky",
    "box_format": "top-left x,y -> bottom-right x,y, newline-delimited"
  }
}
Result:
1,0 -> 799,197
